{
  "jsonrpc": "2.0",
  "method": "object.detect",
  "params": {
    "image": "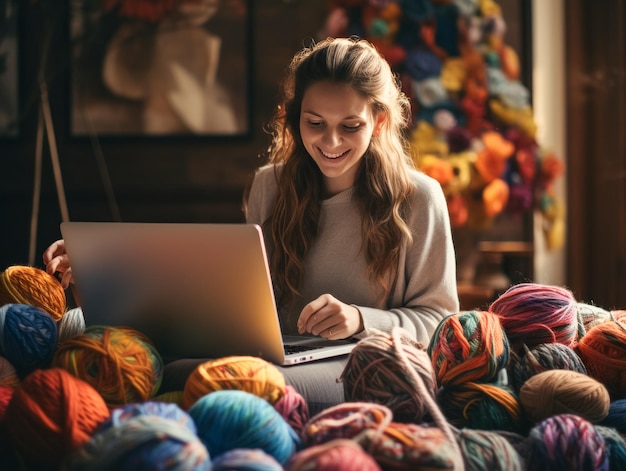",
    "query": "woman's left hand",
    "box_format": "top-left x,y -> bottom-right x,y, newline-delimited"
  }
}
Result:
297,294 -> 363,340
